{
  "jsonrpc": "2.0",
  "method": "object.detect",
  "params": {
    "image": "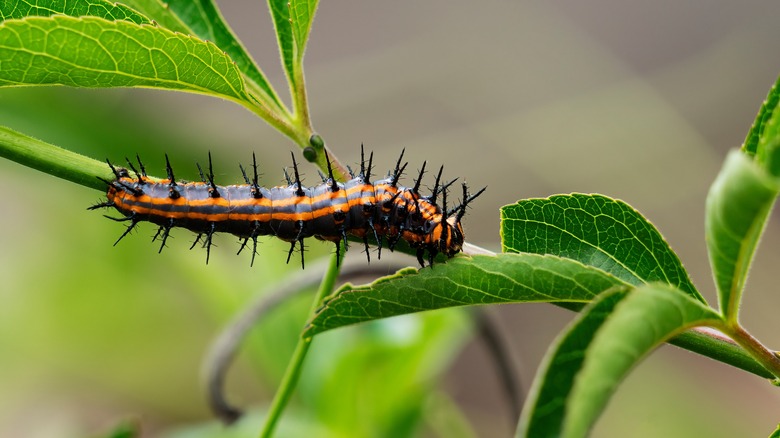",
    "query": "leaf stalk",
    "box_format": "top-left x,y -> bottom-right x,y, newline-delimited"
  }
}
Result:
724,322 -> 780,381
